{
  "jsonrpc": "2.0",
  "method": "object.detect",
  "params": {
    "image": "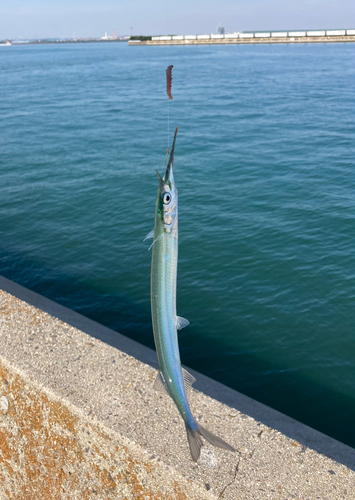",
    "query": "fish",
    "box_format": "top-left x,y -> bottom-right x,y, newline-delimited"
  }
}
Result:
146,127 -> 235,461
